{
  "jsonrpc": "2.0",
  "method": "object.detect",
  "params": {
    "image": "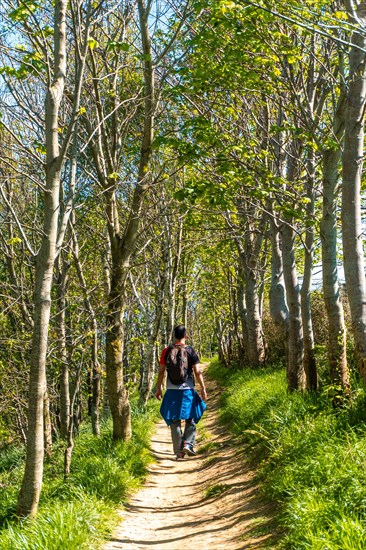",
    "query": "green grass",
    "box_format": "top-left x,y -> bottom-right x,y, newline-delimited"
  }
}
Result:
208,358 -> 366,549
197,441 -> 216,454
204,482 -> 228,499
0,399 -> 160,549
0,445 -> 25,473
